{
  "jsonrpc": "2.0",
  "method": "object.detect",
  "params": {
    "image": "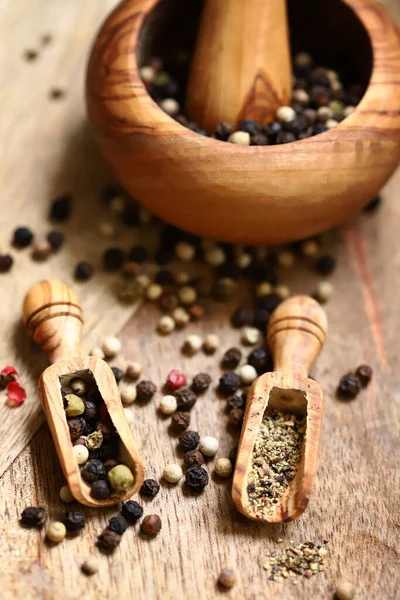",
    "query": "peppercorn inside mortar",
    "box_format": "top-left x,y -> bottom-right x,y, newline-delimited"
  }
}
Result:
60,370 -> 135,501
